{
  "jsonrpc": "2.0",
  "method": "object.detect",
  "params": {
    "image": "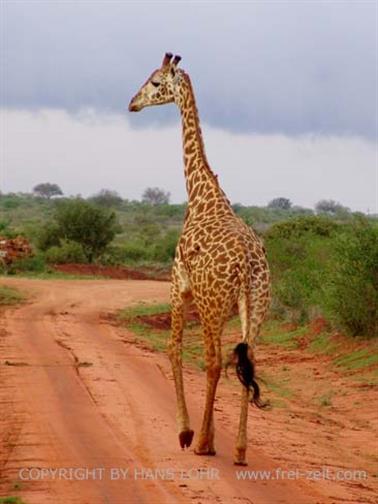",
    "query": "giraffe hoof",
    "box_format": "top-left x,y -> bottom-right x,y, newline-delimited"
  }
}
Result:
179,429 -> 194,449
234,448 -> 247,465
233,459 -> 248,466
194,447 -> 216,456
